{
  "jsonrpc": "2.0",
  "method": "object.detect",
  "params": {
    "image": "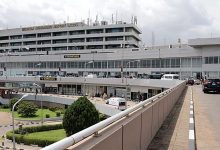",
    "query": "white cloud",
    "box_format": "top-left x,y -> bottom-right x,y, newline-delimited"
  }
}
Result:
0,0 -> 219,45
